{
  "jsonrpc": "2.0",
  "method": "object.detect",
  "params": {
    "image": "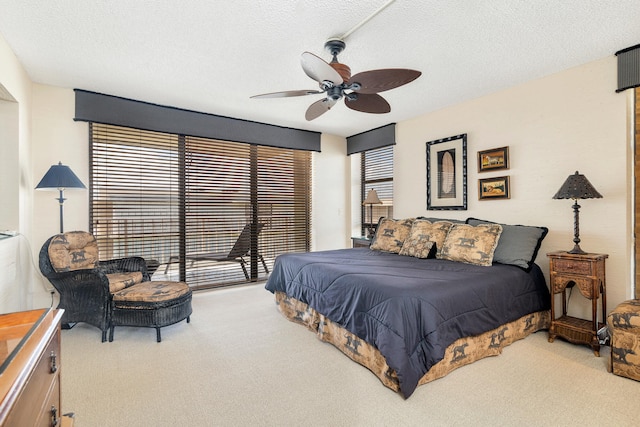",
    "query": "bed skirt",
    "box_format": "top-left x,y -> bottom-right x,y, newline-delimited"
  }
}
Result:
274,291 -> 550,394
